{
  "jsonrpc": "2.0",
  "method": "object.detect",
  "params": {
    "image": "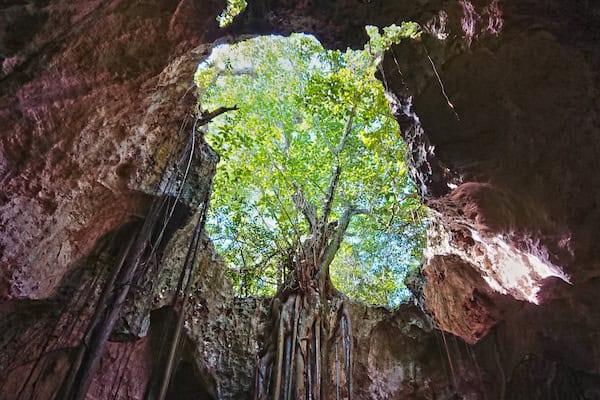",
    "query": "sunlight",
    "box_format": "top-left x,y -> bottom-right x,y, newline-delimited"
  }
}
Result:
425,219 -> 570,304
